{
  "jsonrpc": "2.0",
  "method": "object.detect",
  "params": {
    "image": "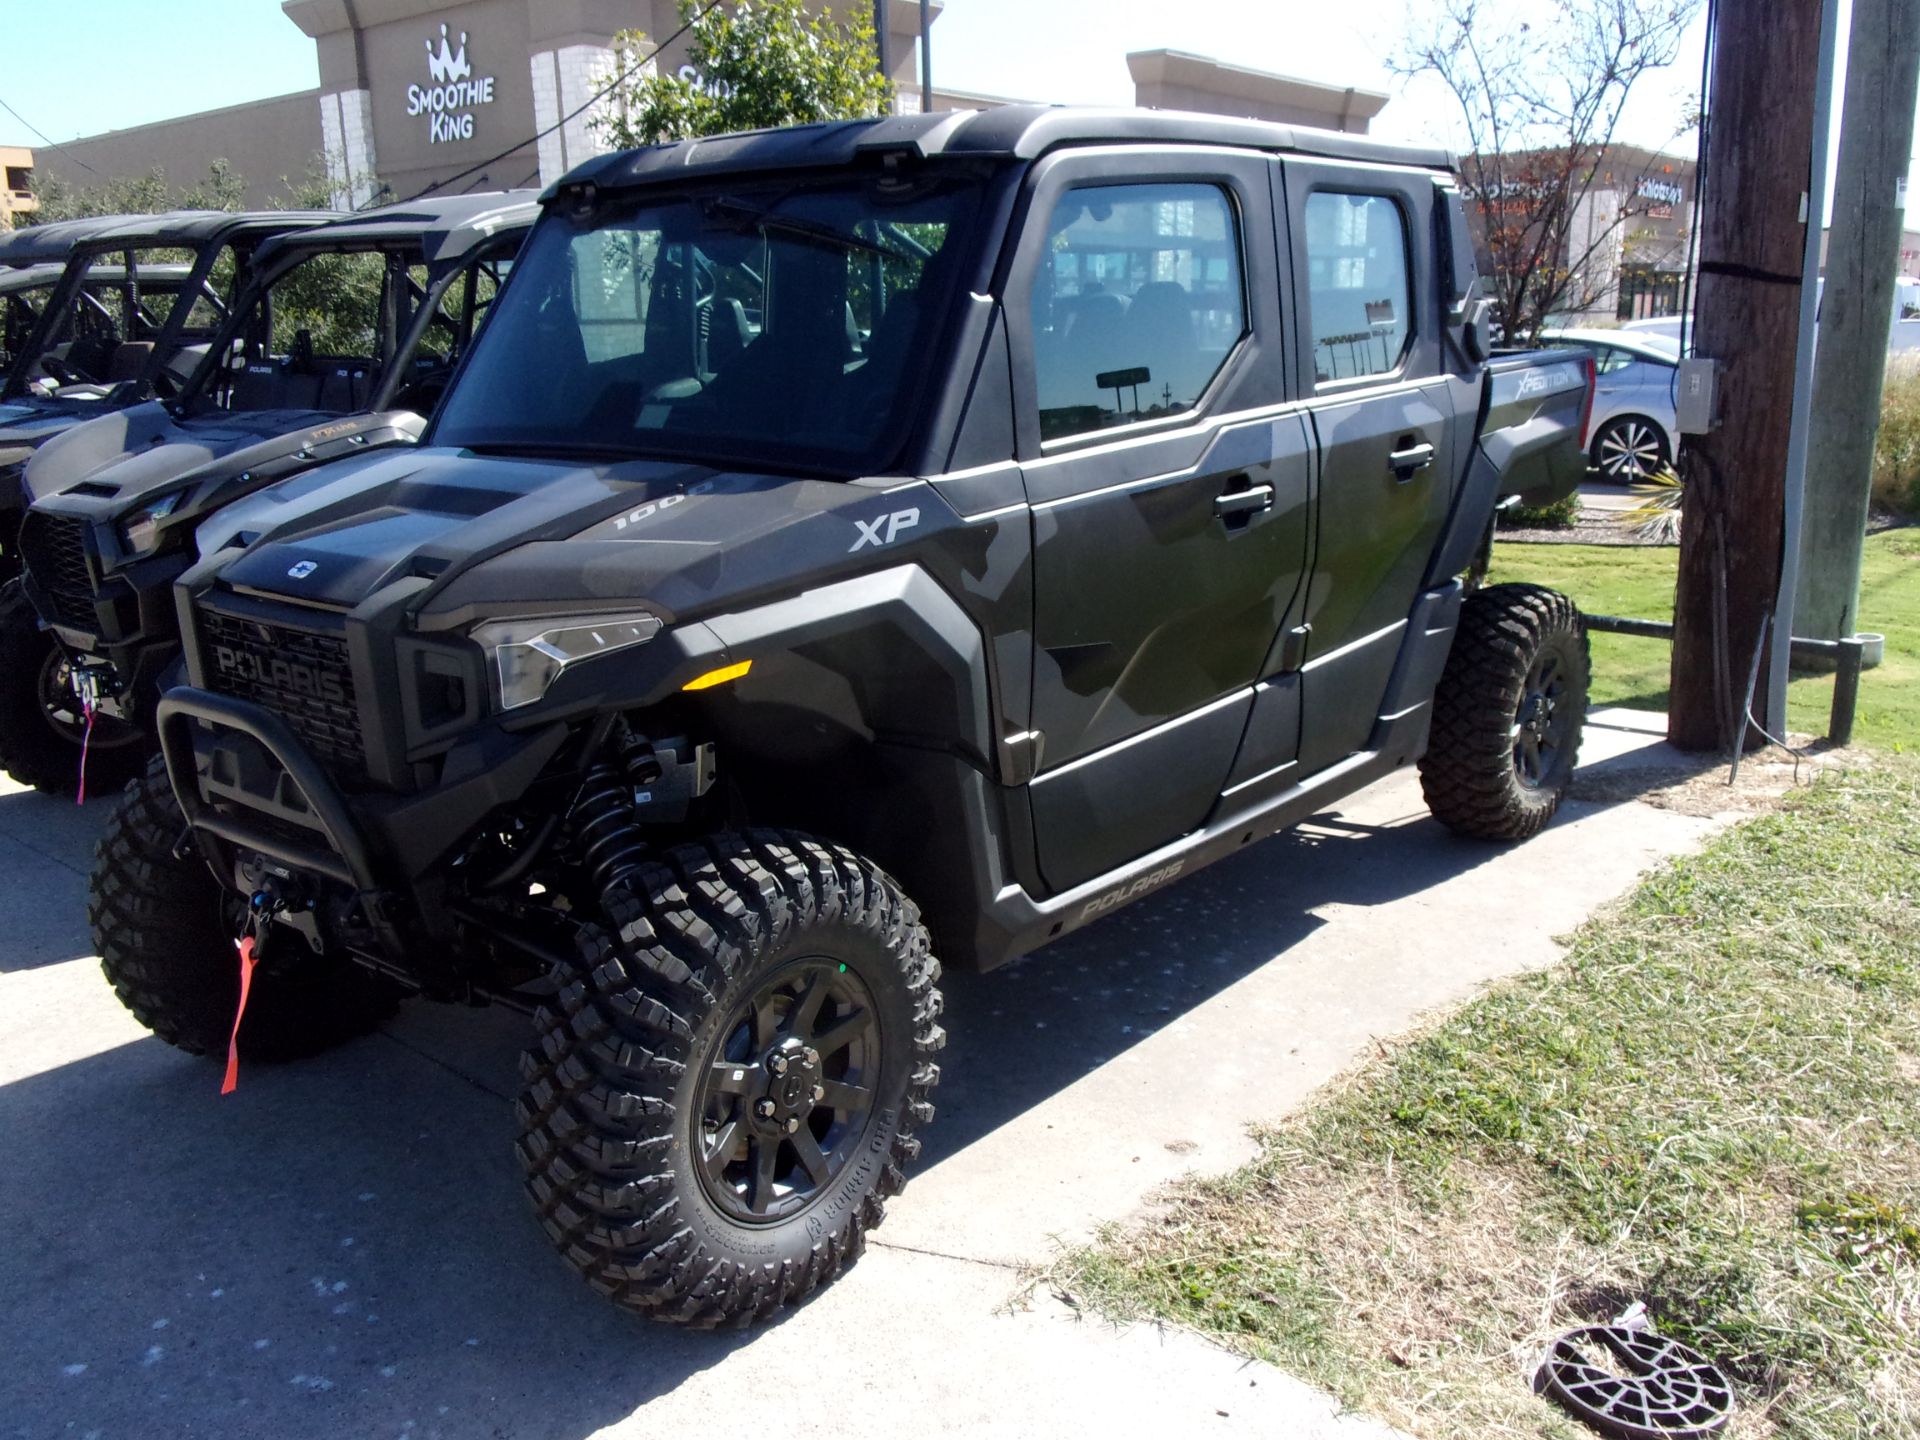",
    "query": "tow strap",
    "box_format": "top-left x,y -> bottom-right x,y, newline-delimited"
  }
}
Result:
74,699 -> 94,806
221,919 -> 262,1095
